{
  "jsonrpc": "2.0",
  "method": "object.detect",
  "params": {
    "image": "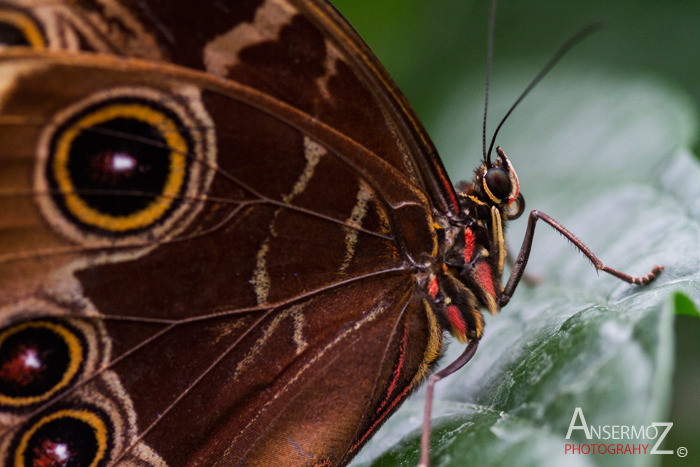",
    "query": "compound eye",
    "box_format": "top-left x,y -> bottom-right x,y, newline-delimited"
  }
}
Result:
484,168 -> 511,201
505,193 -> 525,220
